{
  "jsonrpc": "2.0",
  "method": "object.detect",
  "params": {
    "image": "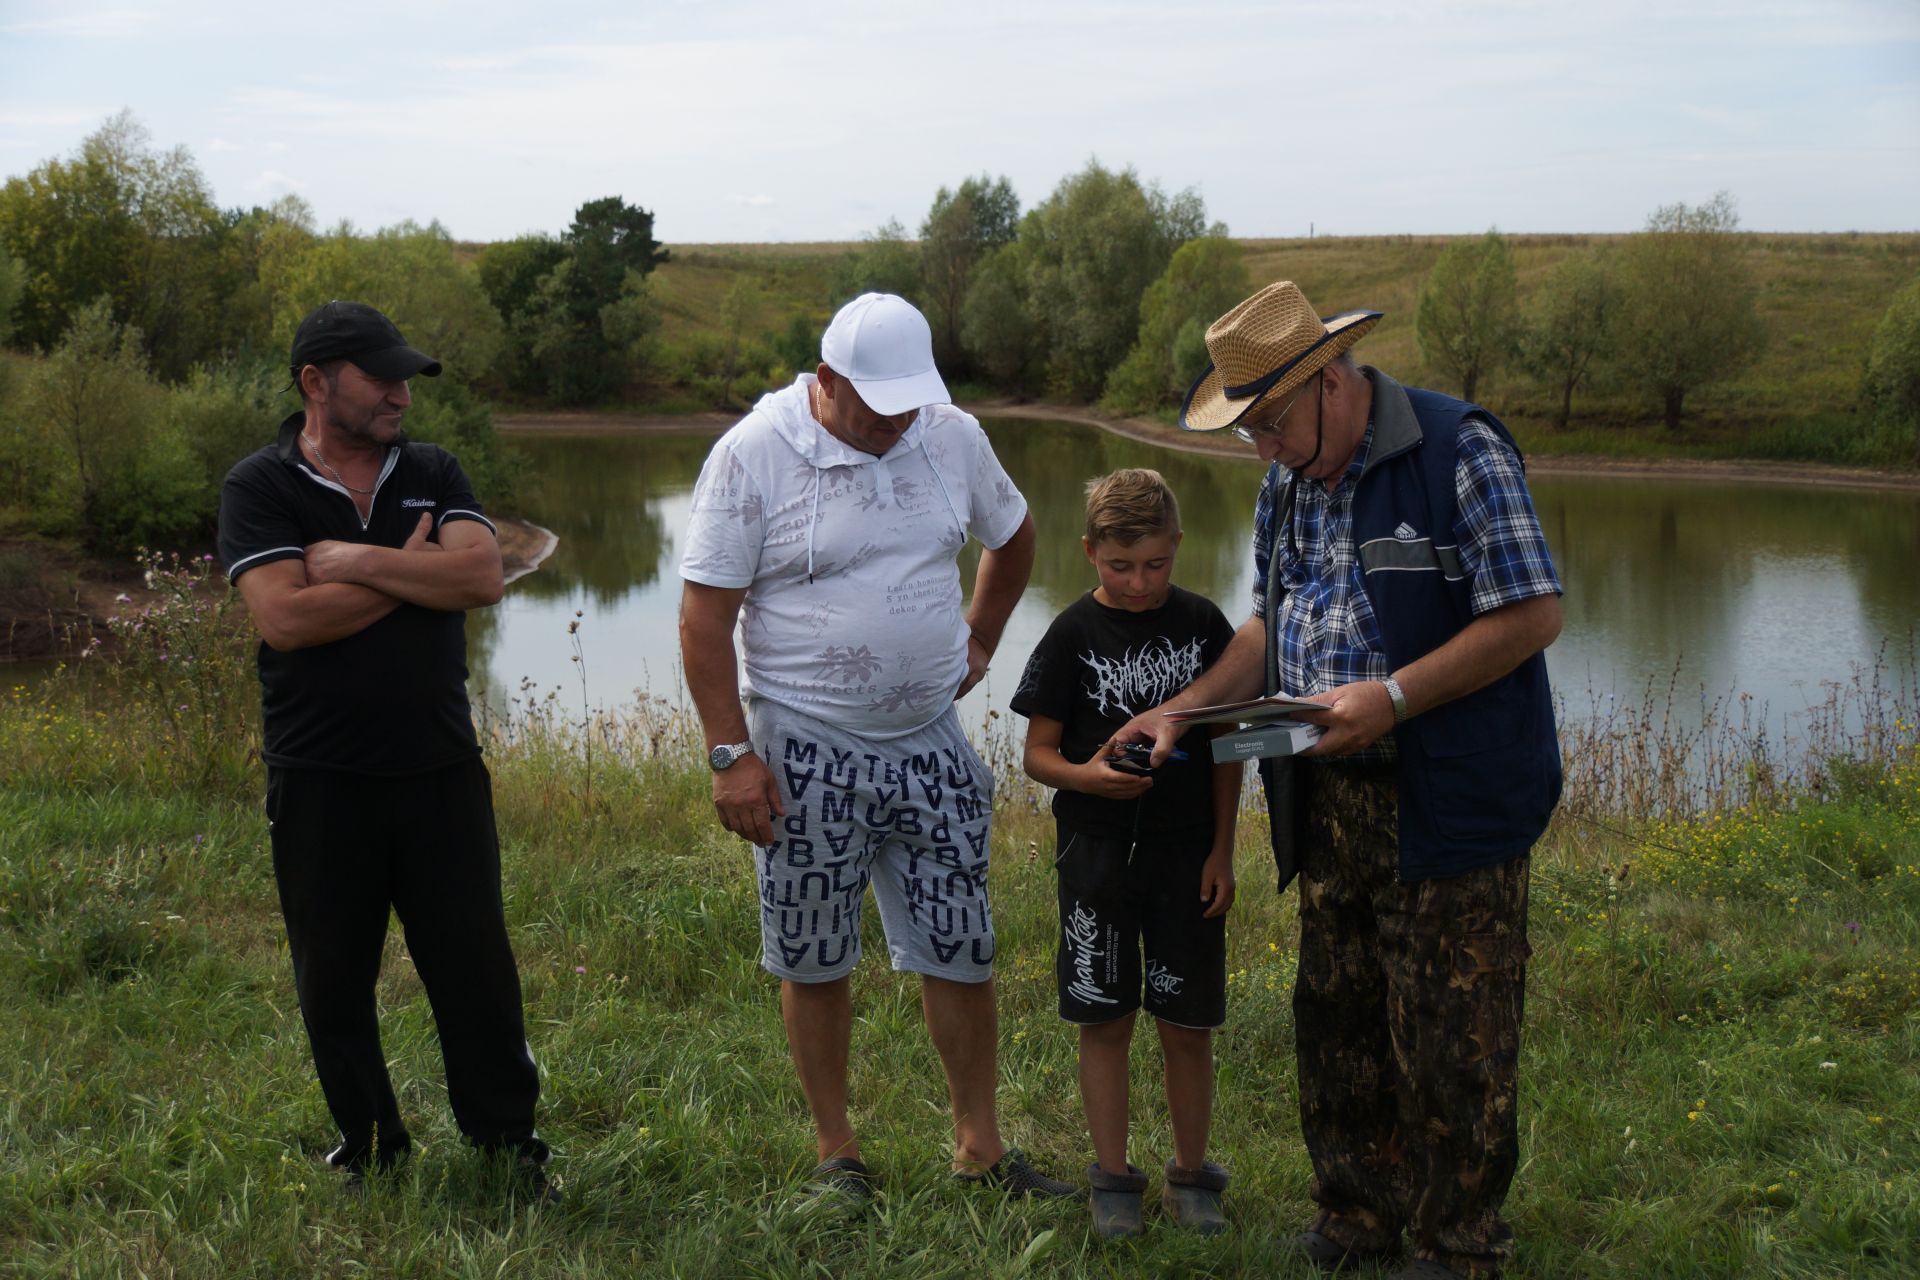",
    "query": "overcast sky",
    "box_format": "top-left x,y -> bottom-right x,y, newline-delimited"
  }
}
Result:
2,0 -> 1915,244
